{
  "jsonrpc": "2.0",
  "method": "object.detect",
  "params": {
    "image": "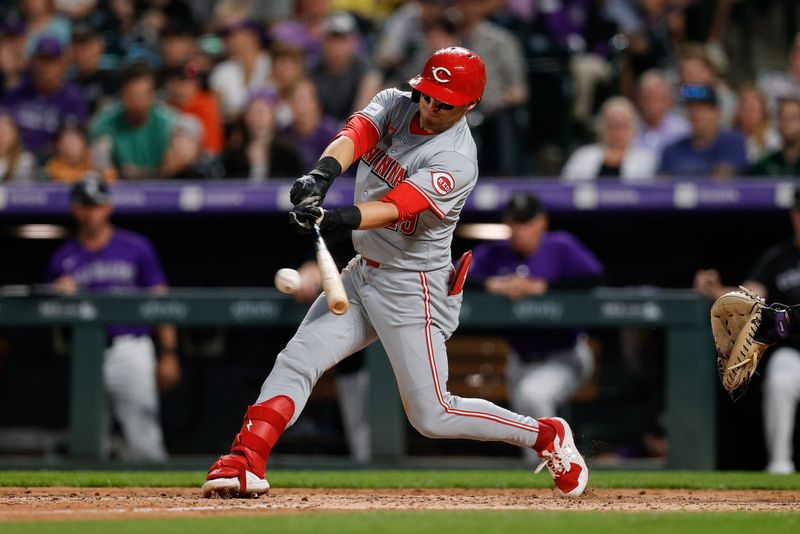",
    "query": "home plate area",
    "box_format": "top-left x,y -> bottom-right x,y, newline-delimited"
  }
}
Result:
1,487 -> 799,521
